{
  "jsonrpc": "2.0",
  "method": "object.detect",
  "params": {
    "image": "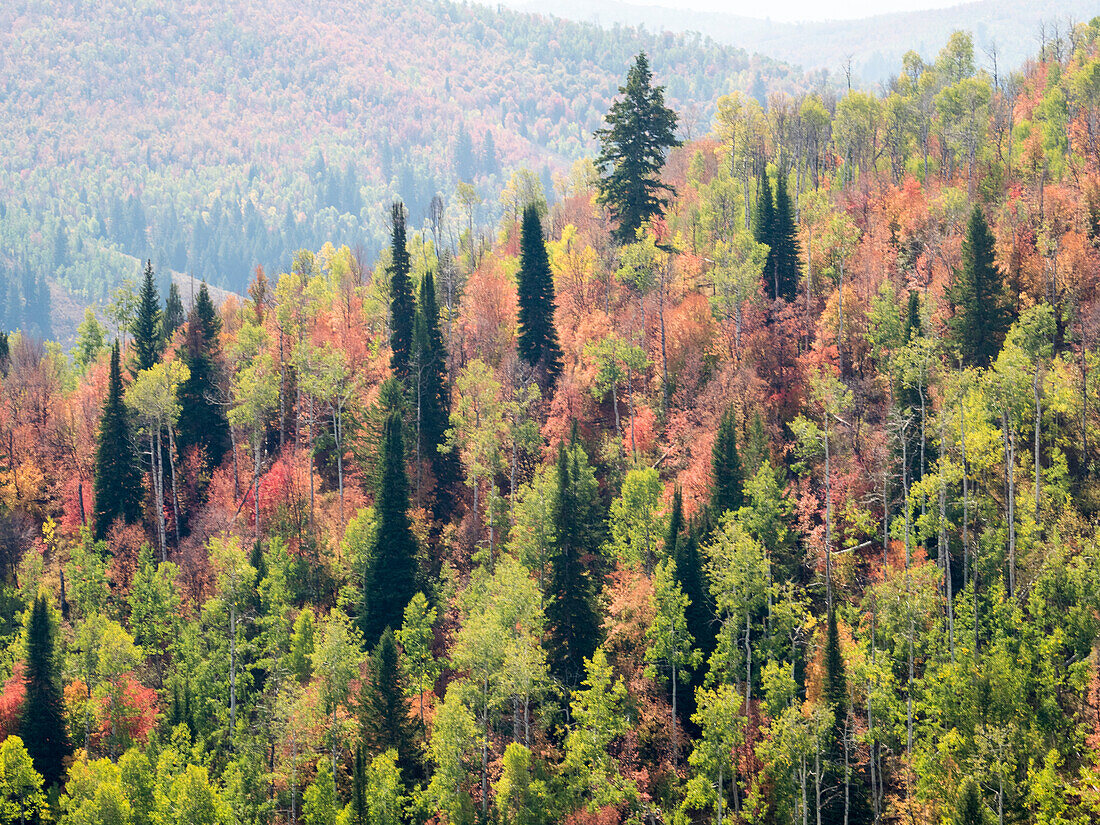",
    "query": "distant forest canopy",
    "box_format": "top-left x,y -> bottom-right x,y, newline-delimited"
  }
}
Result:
0,0 -> 795,333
